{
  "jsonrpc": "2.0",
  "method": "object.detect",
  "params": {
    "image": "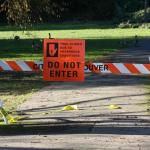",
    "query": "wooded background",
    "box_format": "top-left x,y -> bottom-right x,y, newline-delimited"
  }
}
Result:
0,0 -> 150,25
